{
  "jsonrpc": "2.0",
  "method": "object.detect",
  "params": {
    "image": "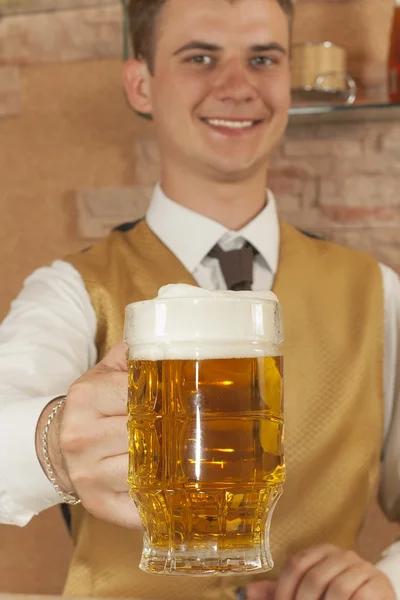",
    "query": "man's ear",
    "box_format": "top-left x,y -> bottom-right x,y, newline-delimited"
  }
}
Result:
123,59 -> 153,115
